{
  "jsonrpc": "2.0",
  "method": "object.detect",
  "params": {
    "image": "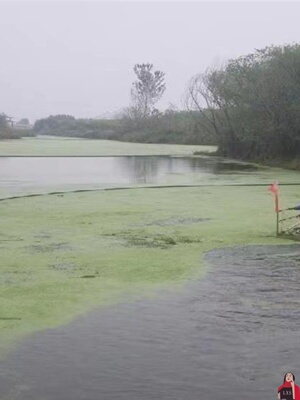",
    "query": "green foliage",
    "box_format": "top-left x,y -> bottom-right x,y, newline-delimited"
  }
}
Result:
33,114 -> 120,139
0,113 -> 34,140
30,44 -> 300,155
115,110 -> 217,144
32,111 -> 217,145
187,43 -> 300,161
0,113 -> 22,140
33,115 -> 75,134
